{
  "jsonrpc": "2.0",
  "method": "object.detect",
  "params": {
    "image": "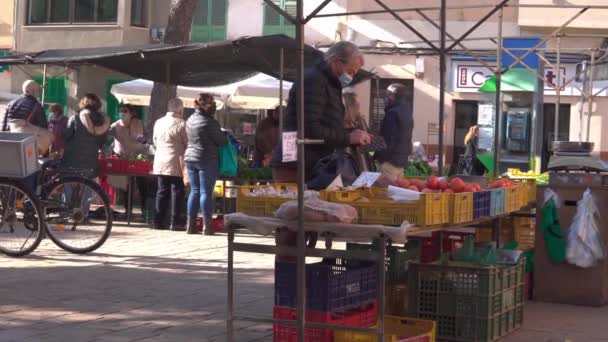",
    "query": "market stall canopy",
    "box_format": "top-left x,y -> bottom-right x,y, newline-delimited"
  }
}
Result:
0,35 -> 372,87
479,68 -> 537,92
111,73 -> 292,110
